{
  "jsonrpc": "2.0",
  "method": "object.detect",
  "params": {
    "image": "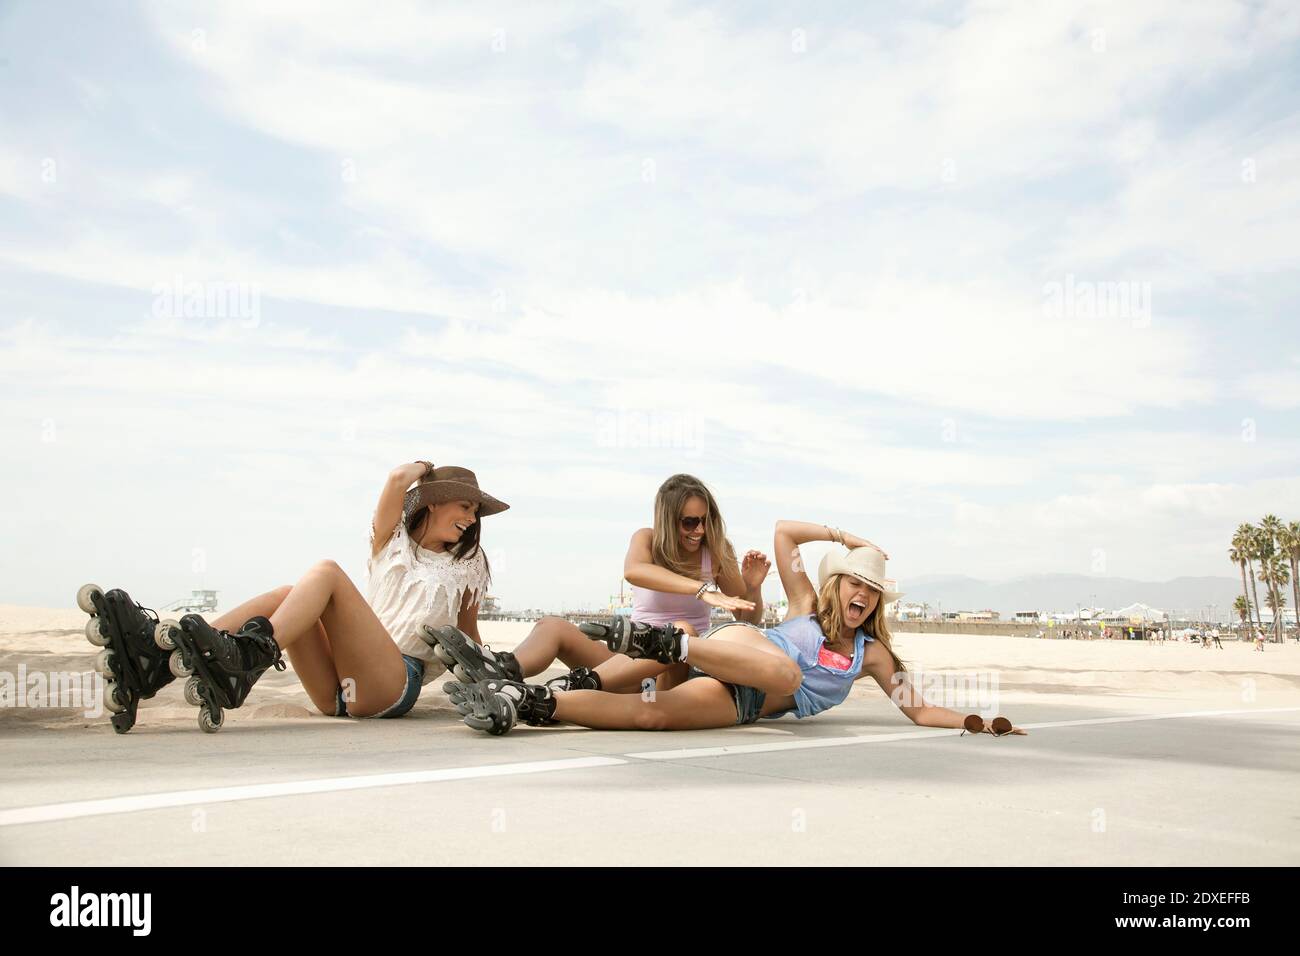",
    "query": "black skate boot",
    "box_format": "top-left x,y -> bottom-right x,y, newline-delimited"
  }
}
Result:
446,678 -> 557,735
544,666 -> 603,692
444,667 -> 589,715
578,618 -> 684,664
163,613 -> 286,733
421,624 -> 523,685
76,584 -> 177,734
